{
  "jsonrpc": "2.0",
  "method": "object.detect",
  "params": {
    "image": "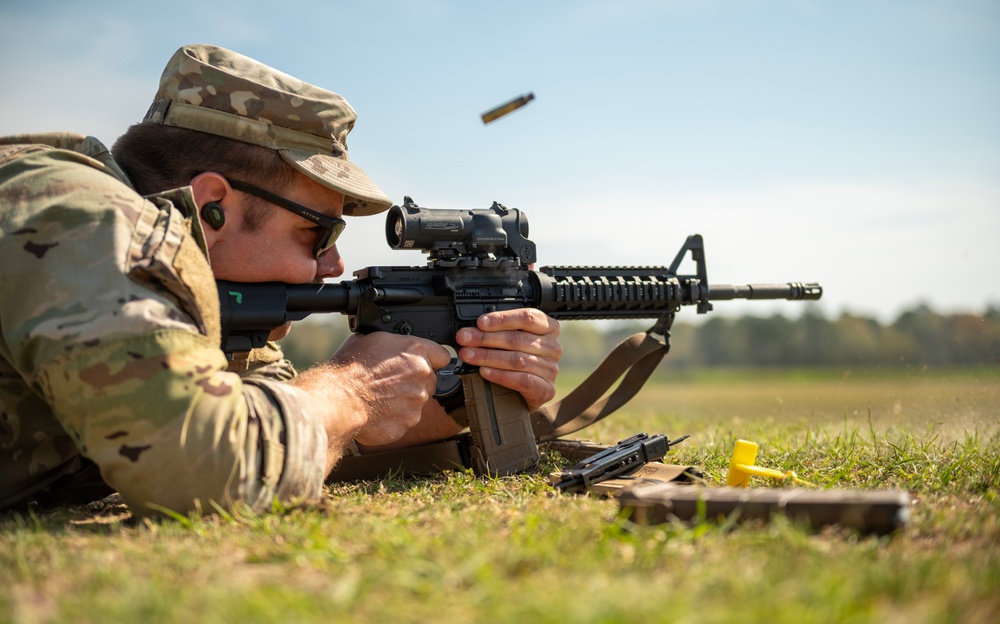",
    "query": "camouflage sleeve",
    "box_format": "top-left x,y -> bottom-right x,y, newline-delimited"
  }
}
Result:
0,142 -> 327,516
227,341 -> 299,381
